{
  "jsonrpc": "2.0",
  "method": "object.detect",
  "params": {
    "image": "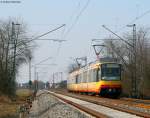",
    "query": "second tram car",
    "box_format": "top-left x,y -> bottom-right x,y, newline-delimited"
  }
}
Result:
67,57 -> 122,97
